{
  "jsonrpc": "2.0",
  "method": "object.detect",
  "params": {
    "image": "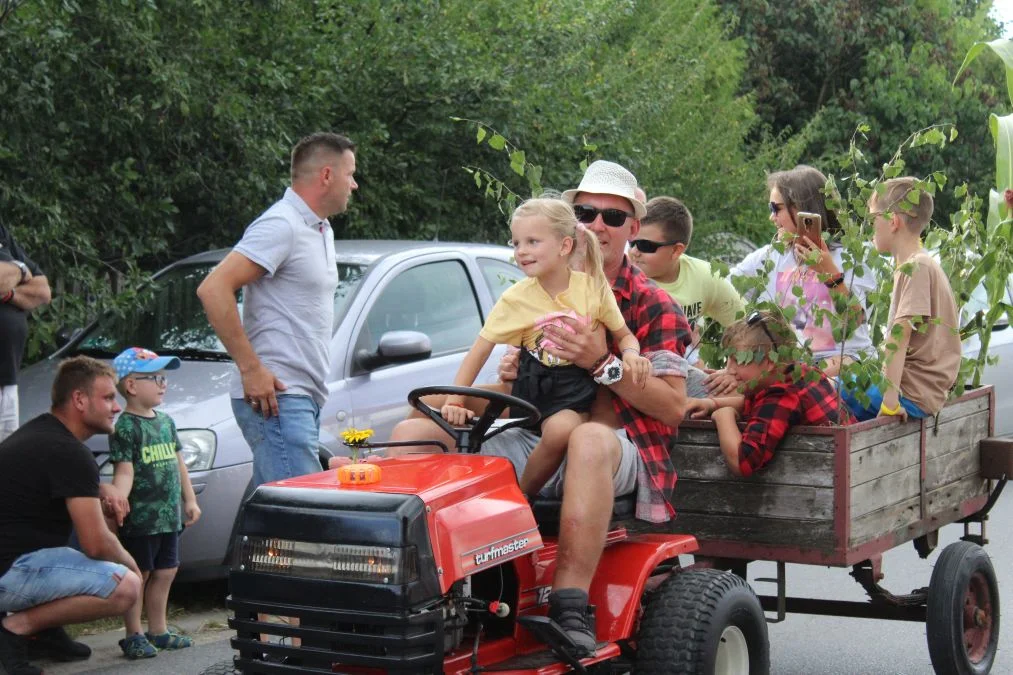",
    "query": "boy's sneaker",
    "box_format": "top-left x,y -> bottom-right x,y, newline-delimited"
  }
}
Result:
0,621 -> 42,675
547,588 -> 597,657
25,626 -> 92,661
119,632 -> 158,660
